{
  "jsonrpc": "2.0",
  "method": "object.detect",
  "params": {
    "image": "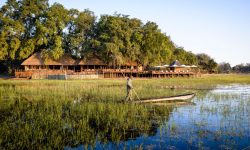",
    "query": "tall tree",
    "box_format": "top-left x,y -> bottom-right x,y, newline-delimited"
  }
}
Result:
140,22 -> 174,67
232,63 -> 250,73
0,0 -> 49,63
122,18 -> 143,64
40,3 -> 69,60
95,15 -> 122,66
64,9 -> 95,58
0,9 -> 24,60
0,0 -> 24,73
19,0 -> 49,59
172,47 -> 197,65
196,53 -> 218,73
218,62 -> 231,73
